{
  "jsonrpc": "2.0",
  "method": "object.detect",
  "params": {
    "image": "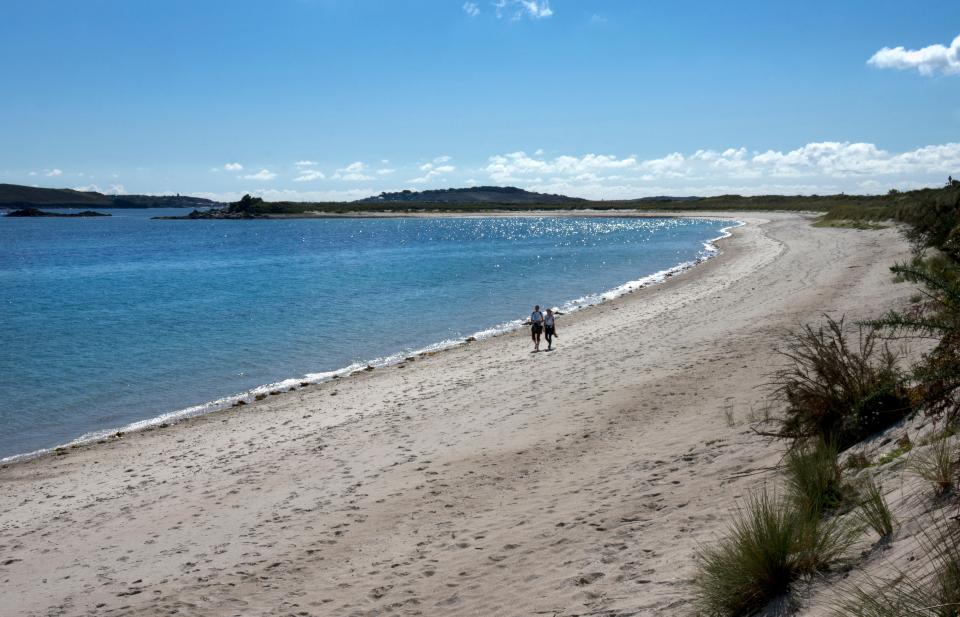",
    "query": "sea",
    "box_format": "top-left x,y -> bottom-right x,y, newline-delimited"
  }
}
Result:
0,209 -> 733,461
